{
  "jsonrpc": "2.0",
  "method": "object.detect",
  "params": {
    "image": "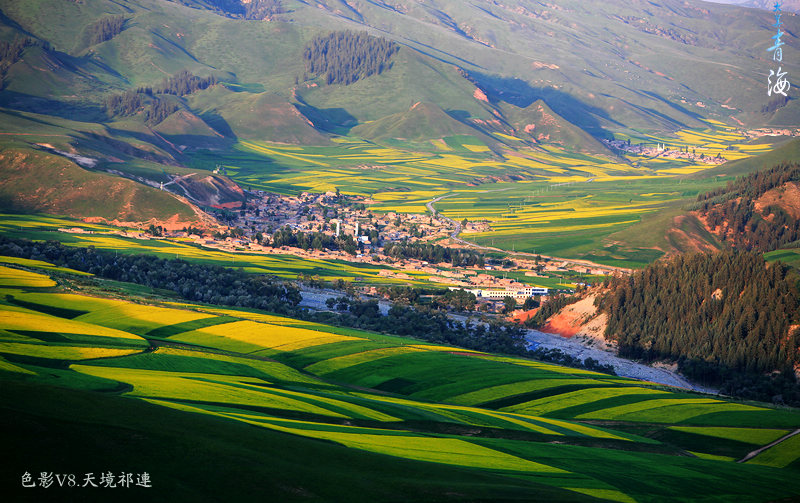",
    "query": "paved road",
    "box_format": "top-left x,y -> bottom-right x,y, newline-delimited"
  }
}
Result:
426,193 -> 462,238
